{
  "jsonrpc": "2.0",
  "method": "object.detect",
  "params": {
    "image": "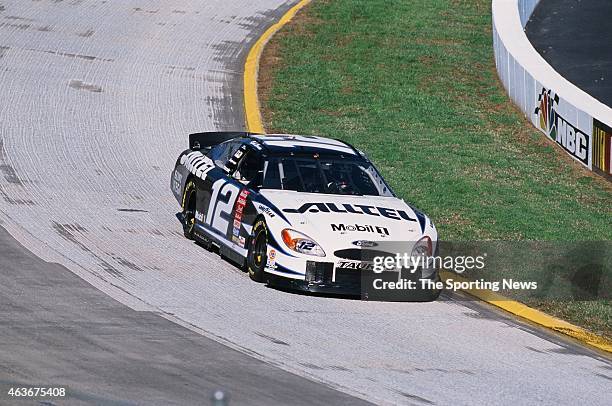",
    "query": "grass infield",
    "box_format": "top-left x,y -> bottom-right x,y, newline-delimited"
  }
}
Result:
258,0 -> 611,338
